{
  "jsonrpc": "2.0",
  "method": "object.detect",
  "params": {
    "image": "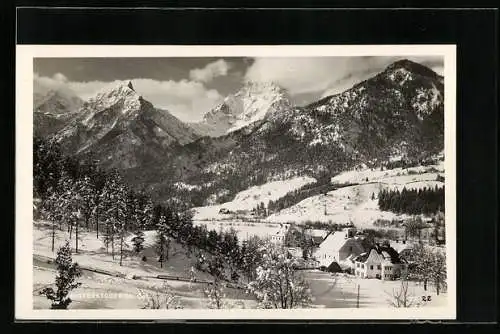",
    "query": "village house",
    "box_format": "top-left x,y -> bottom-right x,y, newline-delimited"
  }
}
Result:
313,227 -> 365,268
268,224 -> 288,244
389,239 -> 415,259
353,243 -> 408,280
304,228 -> 330,246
